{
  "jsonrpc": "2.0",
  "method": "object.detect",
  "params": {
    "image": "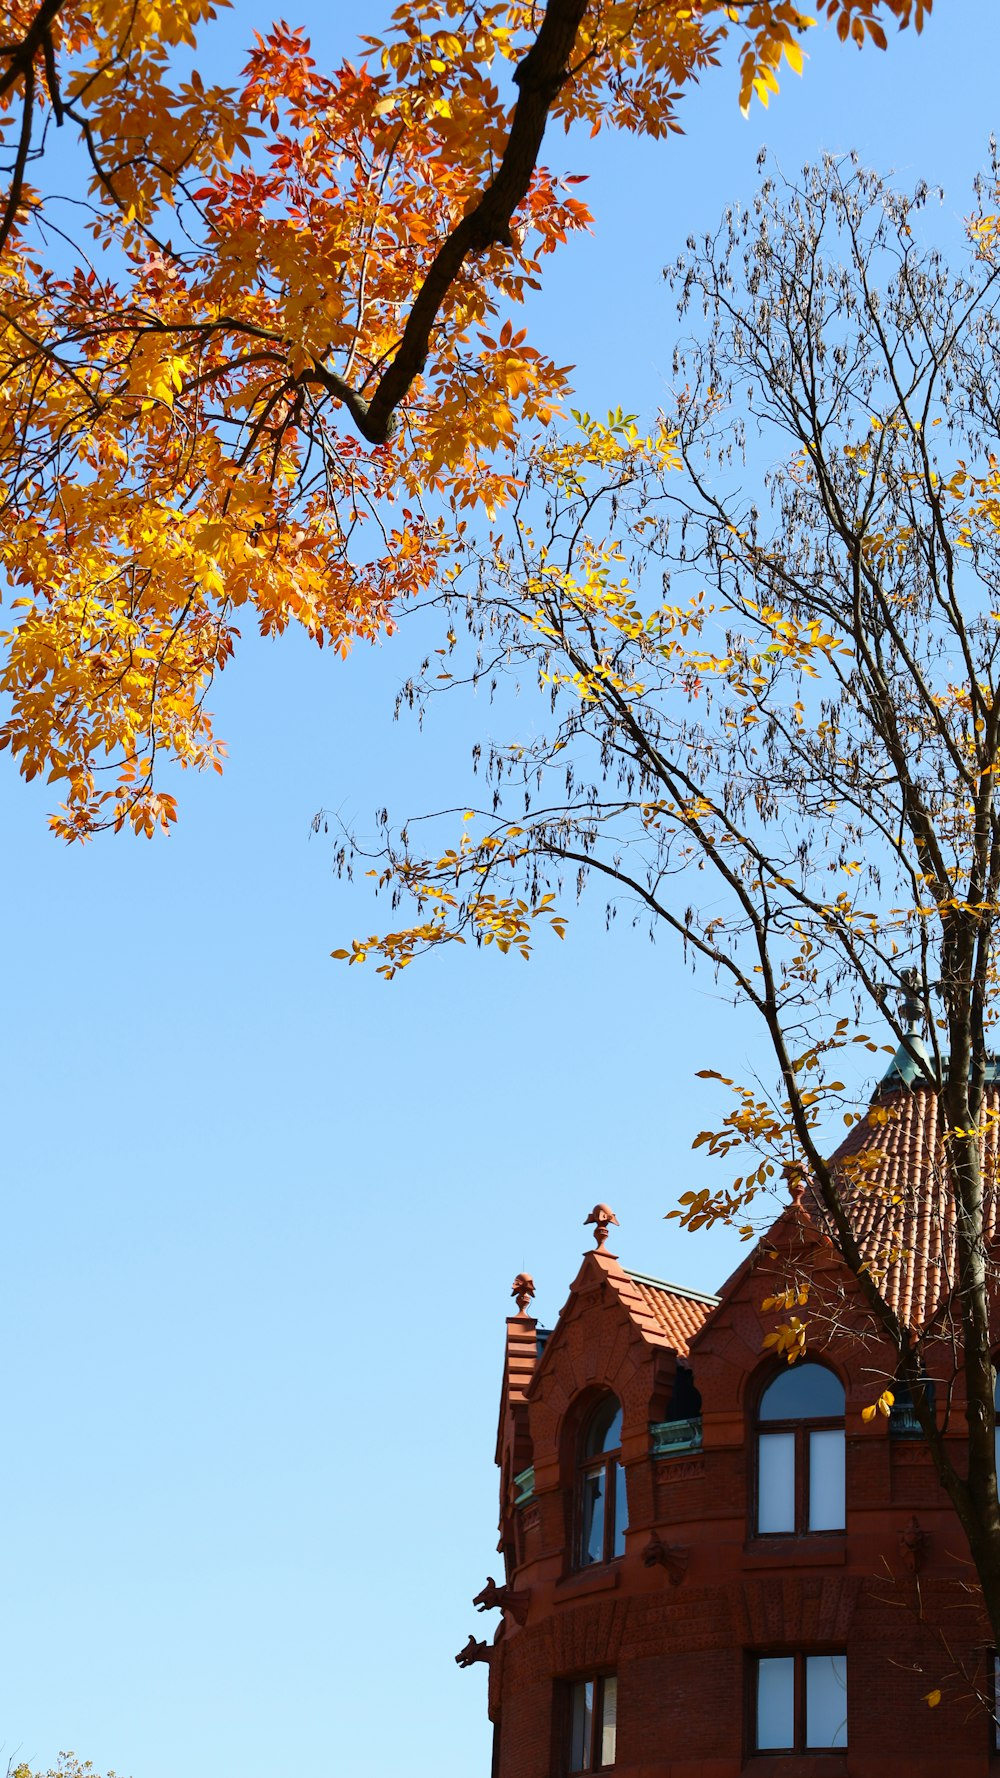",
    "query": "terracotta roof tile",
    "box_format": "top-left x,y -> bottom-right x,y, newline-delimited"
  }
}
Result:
808,1083 -> 1000,1330
621,1269 -> 718,1354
